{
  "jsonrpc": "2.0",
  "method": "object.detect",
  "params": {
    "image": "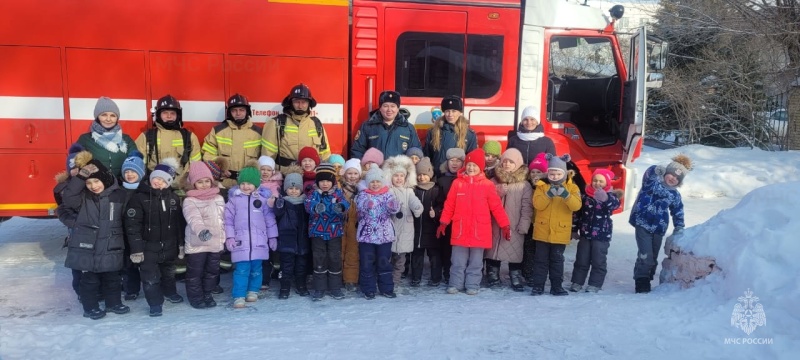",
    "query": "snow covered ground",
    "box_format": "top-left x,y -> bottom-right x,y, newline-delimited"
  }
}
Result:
1,145 -> 798,359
